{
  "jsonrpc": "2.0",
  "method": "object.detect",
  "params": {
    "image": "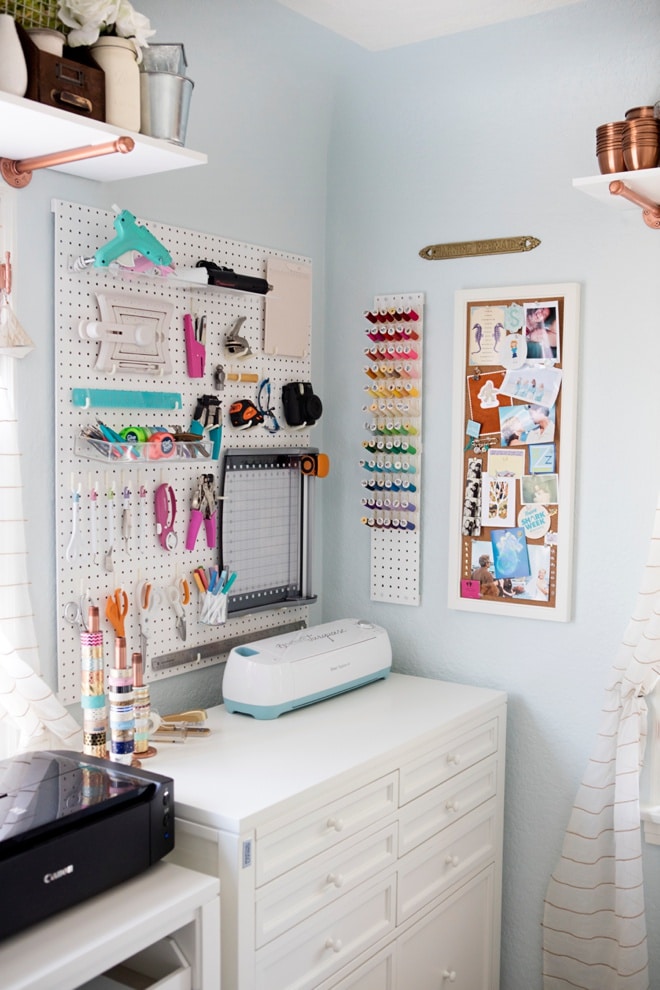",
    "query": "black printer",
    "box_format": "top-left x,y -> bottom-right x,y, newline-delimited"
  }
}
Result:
0,750 -> 174,940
